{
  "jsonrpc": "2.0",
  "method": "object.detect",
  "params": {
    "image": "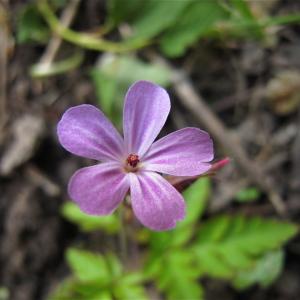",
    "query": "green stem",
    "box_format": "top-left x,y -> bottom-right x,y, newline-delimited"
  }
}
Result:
37,0 -> 150,53
30,49 -> 84,78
